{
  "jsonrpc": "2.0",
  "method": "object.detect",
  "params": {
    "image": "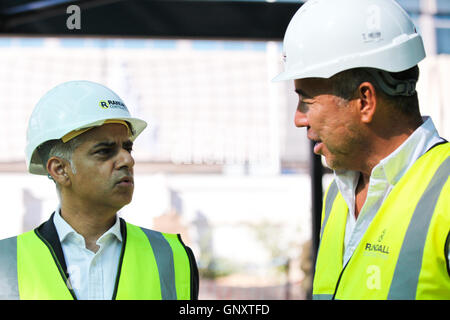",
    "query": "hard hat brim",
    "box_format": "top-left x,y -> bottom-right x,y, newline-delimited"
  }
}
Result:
272,34 -> 425,82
